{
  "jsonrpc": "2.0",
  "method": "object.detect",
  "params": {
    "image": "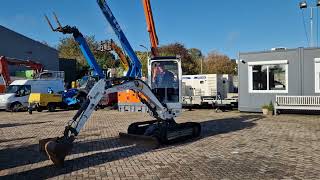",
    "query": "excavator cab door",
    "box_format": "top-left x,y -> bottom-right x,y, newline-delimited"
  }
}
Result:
148,57 -> 182,116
